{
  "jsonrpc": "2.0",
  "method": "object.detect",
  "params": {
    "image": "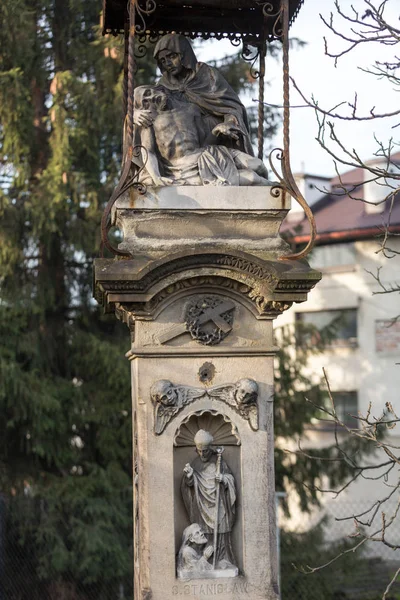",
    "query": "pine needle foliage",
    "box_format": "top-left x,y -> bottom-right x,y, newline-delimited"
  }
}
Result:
0,0 -> 155,594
